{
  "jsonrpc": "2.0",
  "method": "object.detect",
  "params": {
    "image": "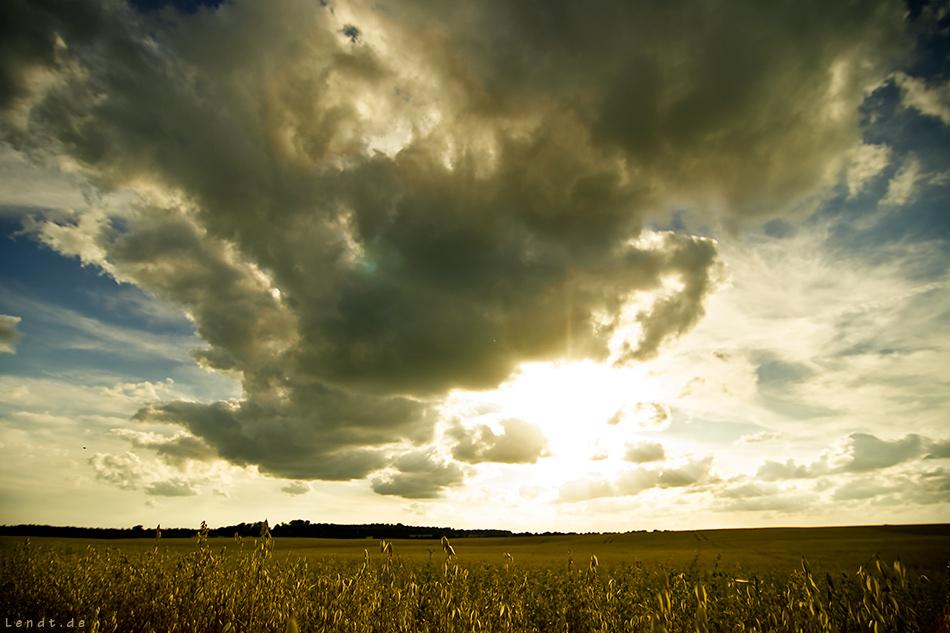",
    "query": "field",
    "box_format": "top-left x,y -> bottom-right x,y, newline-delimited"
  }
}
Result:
2,524 -> 948,632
